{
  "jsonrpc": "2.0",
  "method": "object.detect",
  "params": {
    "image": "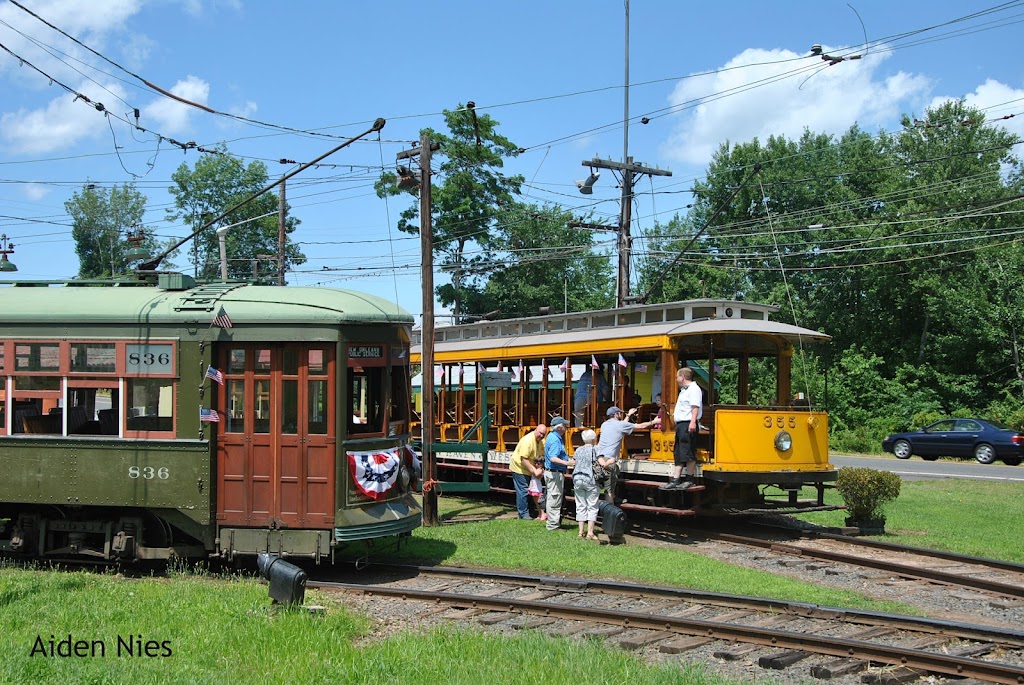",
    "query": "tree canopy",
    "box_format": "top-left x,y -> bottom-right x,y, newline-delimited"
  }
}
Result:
65,183 -> 158,278
637,100 -> 1024,440
452,202 -> 615,318
376,104 -> 616,321
166,149 -> 305,281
